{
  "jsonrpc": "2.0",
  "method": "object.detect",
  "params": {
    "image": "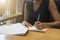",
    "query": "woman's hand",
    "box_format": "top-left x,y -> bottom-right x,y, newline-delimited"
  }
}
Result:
22,21 -> 32,27
34,21 -> 46,30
